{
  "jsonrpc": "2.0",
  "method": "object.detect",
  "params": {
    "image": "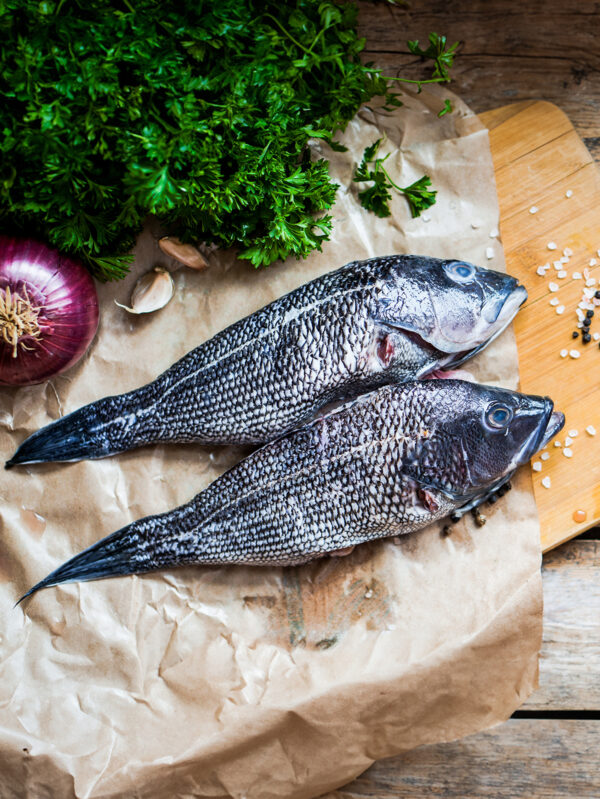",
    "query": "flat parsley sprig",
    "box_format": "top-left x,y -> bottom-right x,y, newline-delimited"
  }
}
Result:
354,139 -> 437,219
